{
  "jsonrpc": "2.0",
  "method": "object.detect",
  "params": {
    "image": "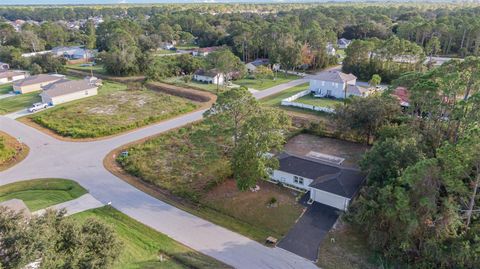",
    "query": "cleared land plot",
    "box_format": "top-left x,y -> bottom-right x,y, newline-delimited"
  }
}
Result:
317,221 -> 377,269
0,91 -> 41,115
284,133 -> 369,169
234,73 -> 300,90
296,94 -> 343,109
73,206 -> 230,269
163,76 -> 221,93
30,82 -> 198,138
0,84 -> 13,94
118,122 -> 304,241
66,63 -> 107,75
0,179 -> 87,211
0,131 -> 29,171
